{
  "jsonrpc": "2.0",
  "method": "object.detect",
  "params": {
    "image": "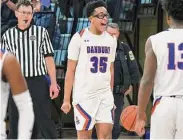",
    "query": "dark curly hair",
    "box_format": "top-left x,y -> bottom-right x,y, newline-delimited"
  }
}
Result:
86,0 -> 107,17
161,0 -> 183,22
